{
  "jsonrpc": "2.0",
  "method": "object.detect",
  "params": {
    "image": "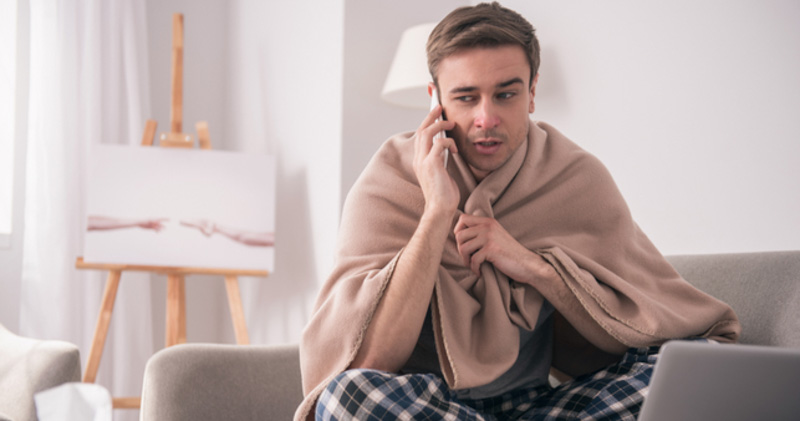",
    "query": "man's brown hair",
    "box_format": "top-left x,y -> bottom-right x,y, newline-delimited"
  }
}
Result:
427,2 -> 540,86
